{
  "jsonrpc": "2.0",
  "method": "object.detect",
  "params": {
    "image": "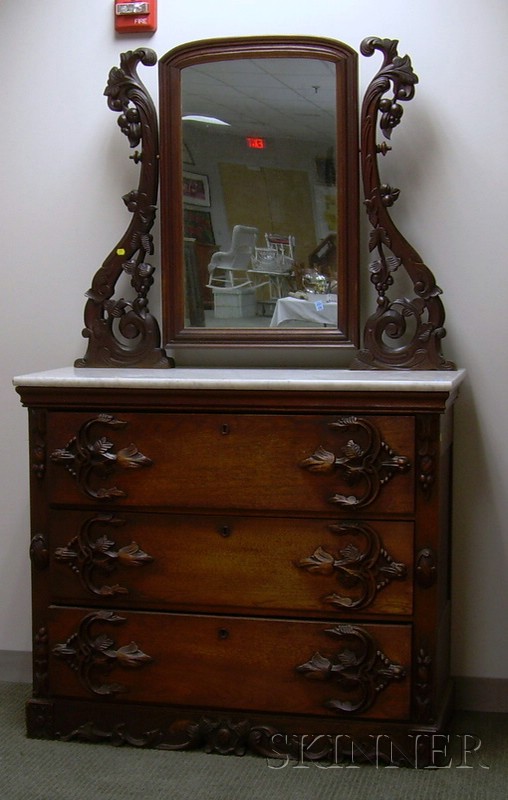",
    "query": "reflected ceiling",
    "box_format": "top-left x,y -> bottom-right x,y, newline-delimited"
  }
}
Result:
181,58 -> 336,143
